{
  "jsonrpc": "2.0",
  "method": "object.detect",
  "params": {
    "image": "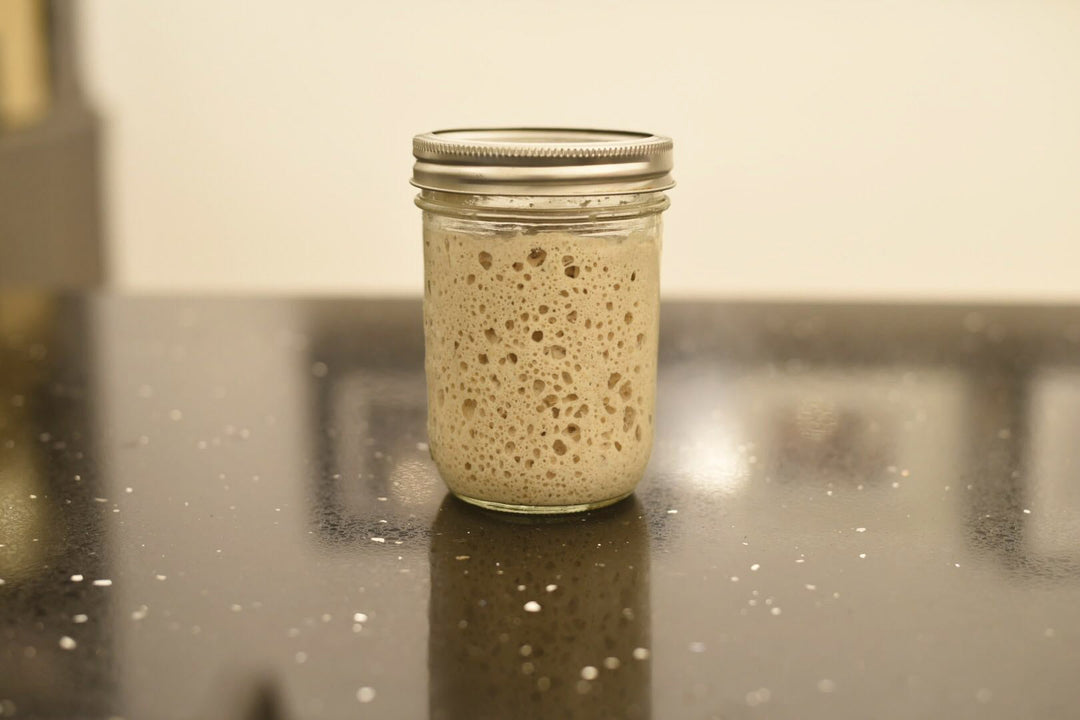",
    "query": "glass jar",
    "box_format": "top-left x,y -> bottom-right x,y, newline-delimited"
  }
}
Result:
412,129 -> 674,514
